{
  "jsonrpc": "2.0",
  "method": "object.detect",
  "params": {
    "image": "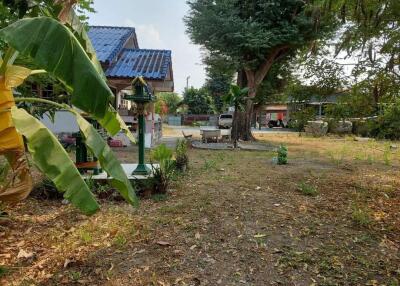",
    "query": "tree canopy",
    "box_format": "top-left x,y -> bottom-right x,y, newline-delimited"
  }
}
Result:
155,92 -> 182,115
183,87 -> 213,114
